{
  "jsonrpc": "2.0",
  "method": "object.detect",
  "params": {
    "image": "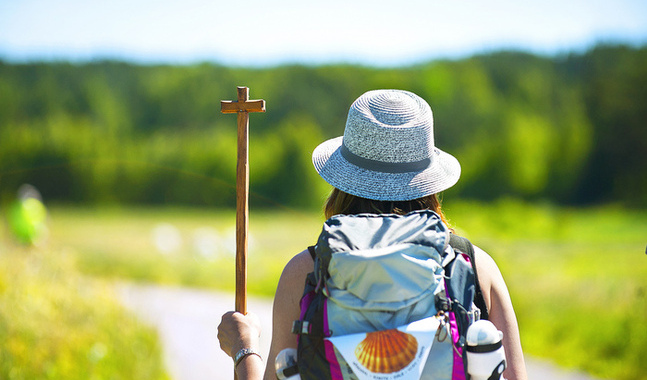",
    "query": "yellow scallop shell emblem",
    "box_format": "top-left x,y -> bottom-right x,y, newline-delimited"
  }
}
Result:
354,329 -> 418,373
